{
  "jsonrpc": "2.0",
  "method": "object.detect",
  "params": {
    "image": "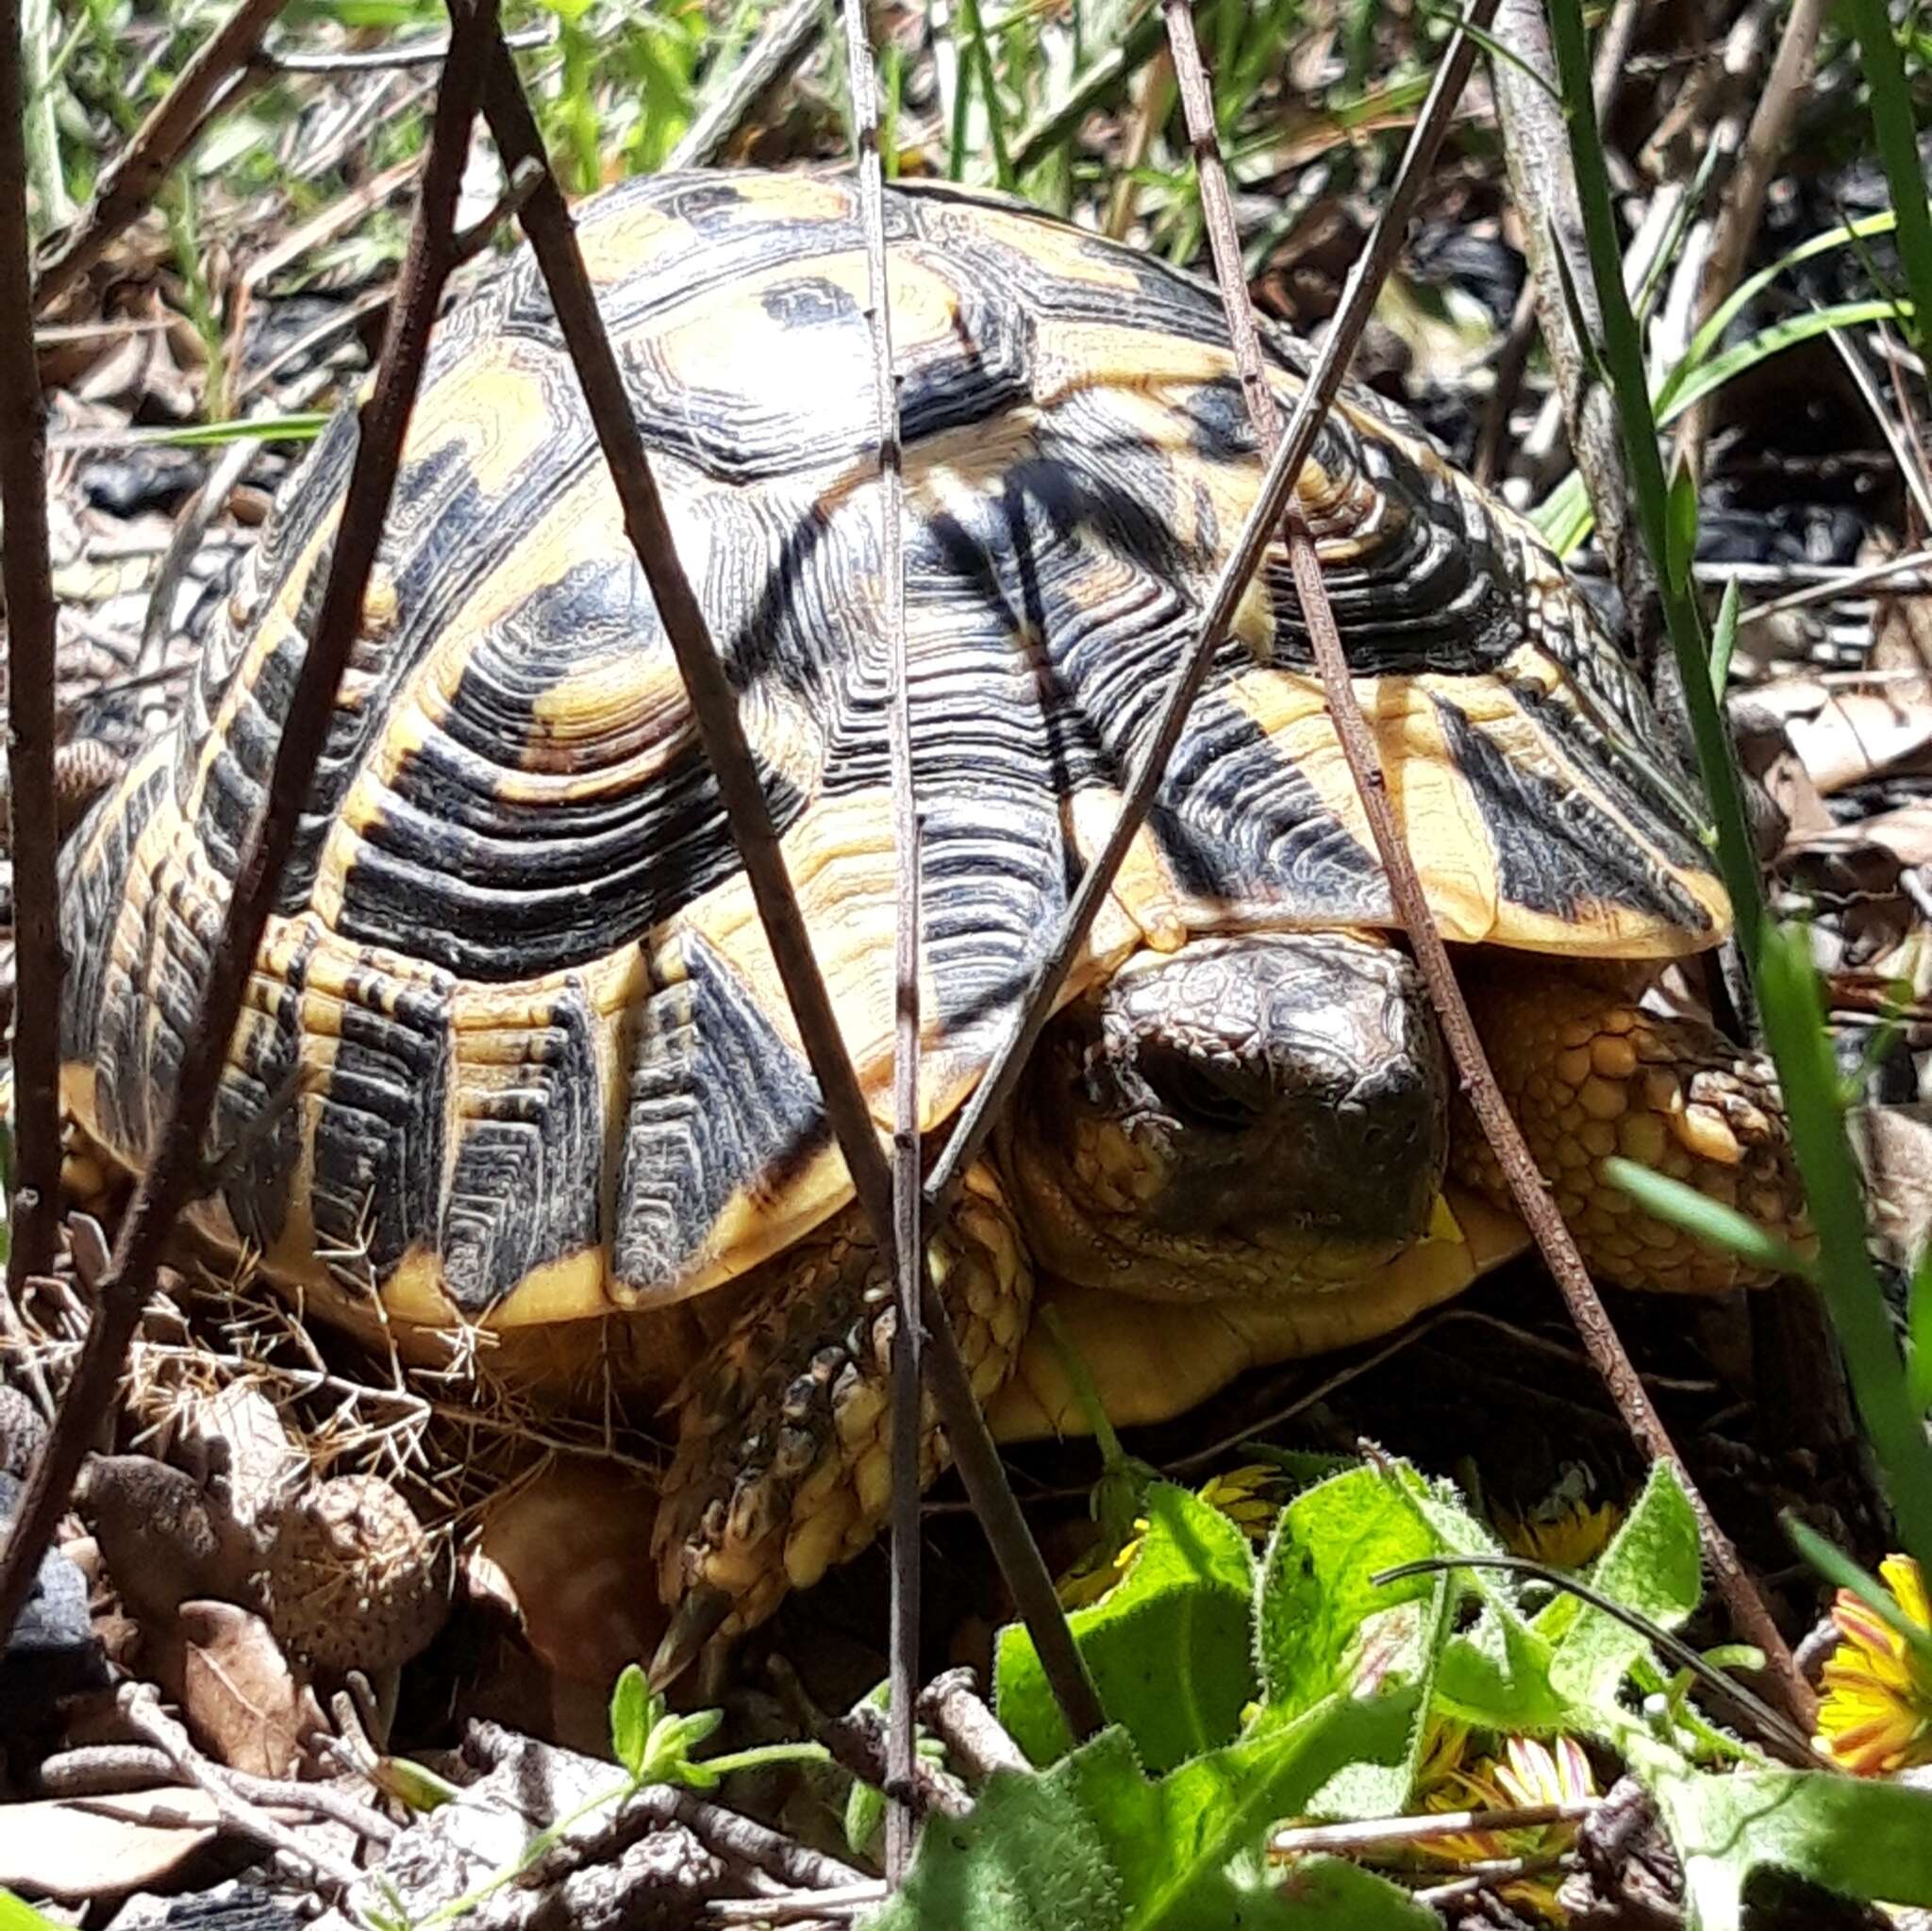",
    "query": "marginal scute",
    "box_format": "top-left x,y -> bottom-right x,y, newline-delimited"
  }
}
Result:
58,166 -> 1731,1341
